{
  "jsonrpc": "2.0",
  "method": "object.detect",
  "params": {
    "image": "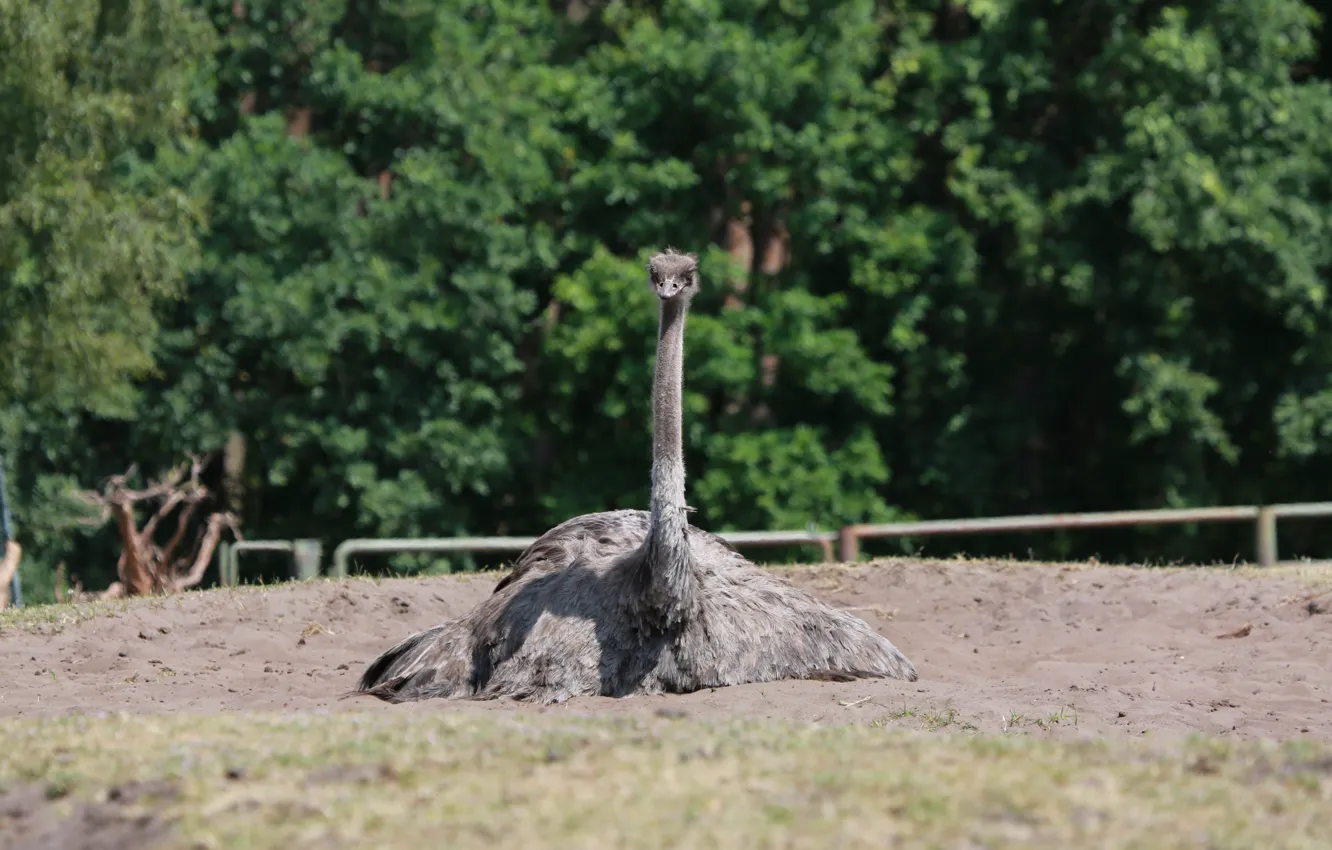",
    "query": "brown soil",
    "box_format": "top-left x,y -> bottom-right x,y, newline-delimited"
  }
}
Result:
0,779 -> 177,850
3,560 -> 1330,739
